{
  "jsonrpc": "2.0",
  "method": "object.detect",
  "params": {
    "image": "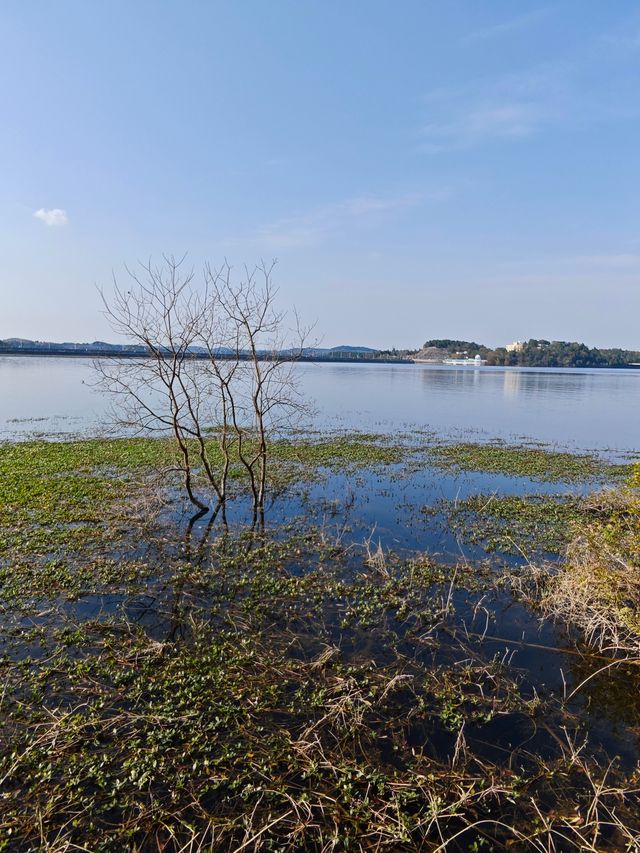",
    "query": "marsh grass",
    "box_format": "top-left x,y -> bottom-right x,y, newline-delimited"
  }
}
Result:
536,467 -> 640,656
